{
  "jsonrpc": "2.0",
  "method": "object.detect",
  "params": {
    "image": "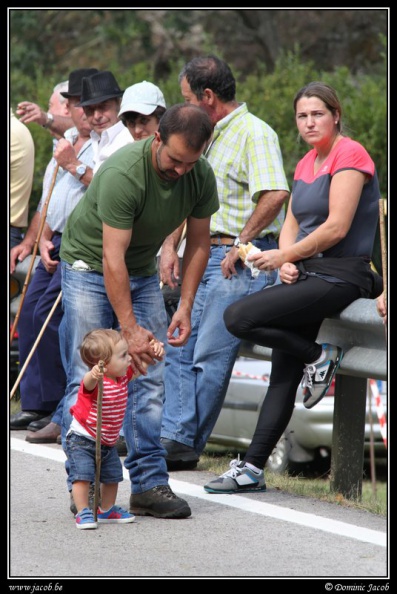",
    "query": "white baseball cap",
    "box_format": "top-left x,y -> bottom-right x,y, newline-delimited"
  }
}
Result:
118,81 -> 166,117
